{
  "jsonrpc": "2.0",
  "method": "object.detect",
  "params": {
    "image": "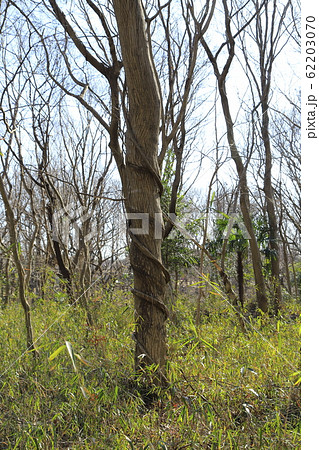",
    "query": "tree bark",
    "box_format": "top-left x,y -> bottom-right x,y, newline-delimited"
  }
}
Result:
237,250 -> 244,308
113,0 -> 170,383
